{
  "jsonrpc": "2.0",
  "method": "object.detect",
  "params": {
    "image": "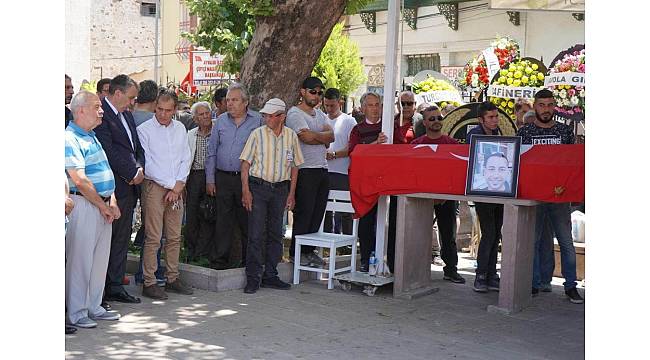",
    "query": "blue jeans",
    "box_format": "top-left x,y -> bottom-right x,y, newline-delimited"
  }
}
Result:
532,203 -> 577,290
